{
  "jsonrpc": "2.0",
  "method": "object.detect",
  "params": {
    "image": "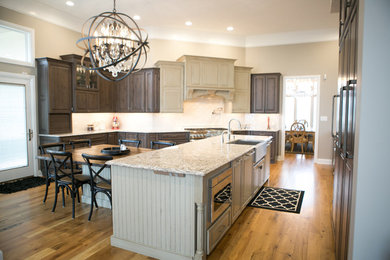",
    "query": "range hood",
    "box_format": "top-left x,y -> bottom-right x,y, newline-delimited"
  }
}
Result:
177,55 -> 236,101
